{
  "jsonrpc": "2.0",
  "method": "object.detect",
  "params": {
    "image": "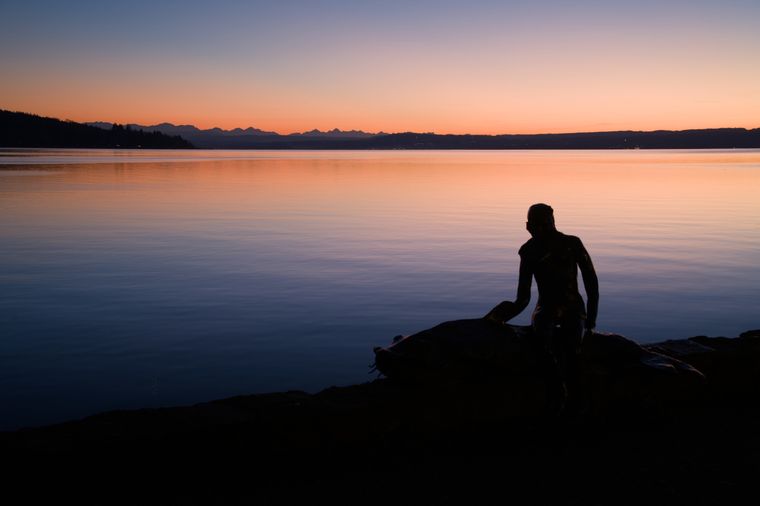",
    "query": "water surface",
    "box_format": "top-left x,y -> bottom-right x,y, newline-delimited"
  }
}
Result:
1,148 -> 759,430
